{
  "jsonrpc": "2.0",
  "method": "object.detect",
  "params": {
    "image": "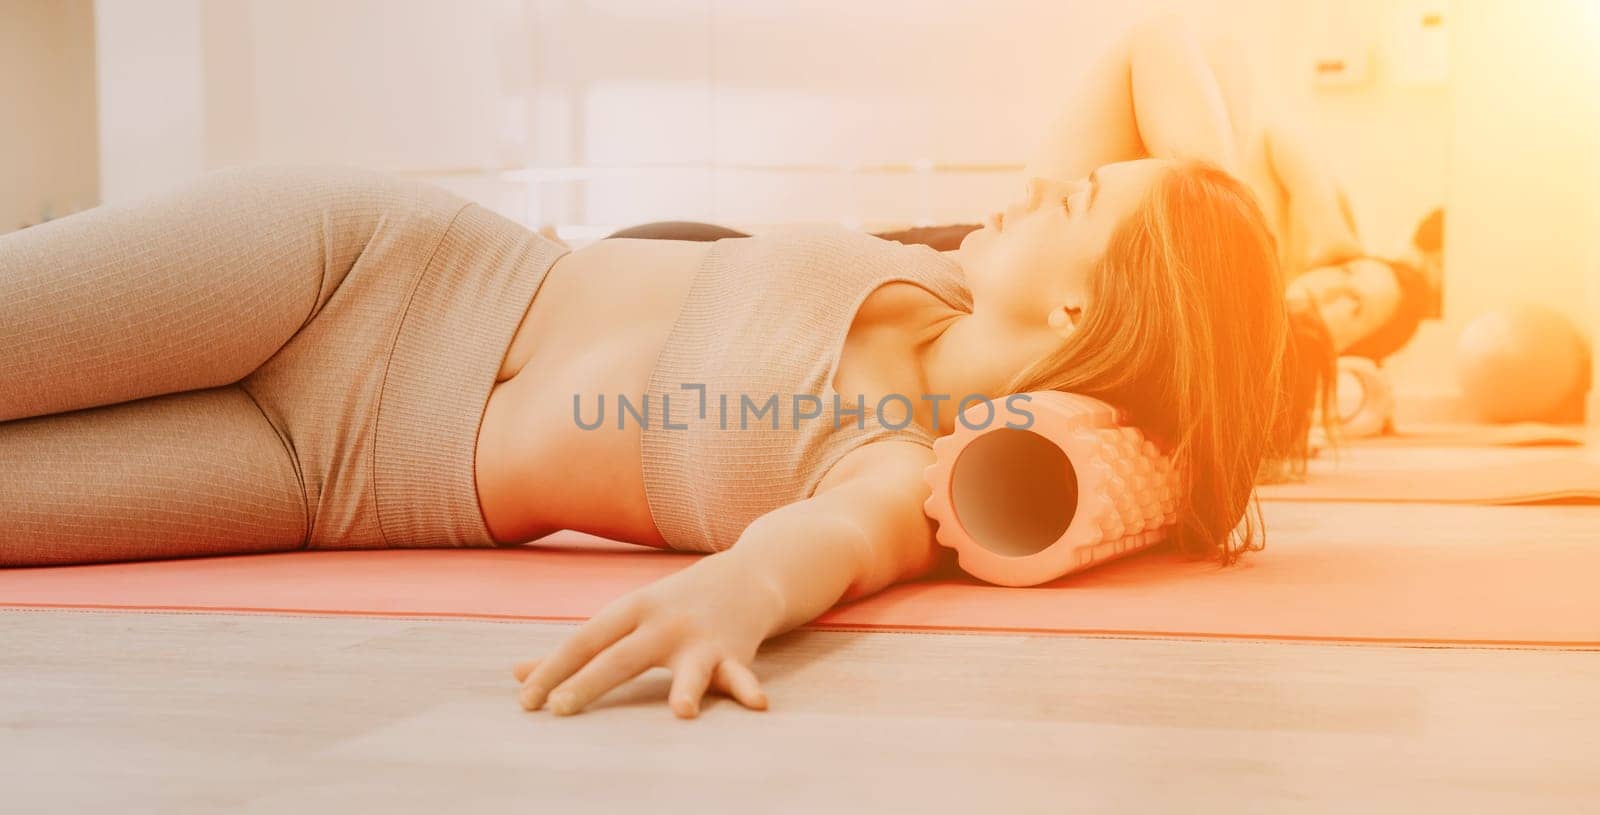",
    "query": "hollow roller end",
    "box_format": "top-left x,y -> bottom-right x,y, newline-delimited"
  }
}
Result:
921,391 -> 1180,587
